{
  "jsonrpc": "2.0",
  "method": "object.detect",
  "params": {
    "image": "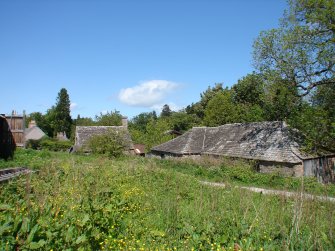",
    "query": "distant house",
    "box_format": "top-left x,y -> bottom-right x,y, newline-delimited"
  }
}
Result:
25,120 -> 46,141
74,117 -> 134,153
151,121 -> 335,183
